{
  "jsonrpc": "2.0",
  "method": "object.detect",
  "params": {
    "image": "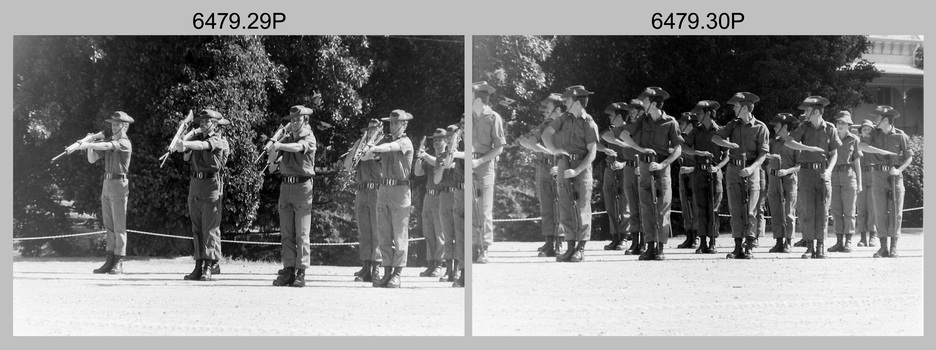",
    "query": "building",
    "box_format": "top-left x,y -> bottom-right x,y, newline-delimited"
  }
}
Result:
852,35 -> 924,136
